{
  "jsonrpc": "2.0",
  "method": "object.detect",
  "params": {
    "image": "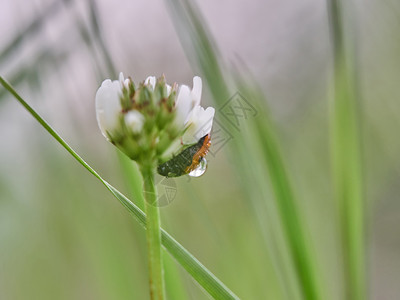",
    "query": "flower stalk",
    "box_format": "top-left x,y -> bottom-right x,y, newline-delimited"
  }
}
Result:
141,164 -> 166,300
